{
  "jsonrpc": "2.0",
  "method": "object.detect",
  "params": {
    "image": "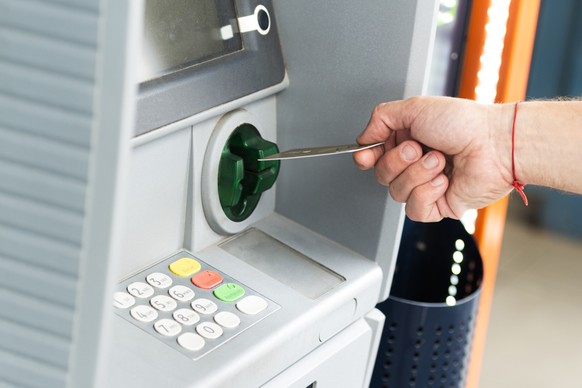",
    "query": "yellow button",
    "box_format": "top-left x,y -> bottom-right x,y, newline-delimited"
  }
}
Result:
169,258 -> 201,277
